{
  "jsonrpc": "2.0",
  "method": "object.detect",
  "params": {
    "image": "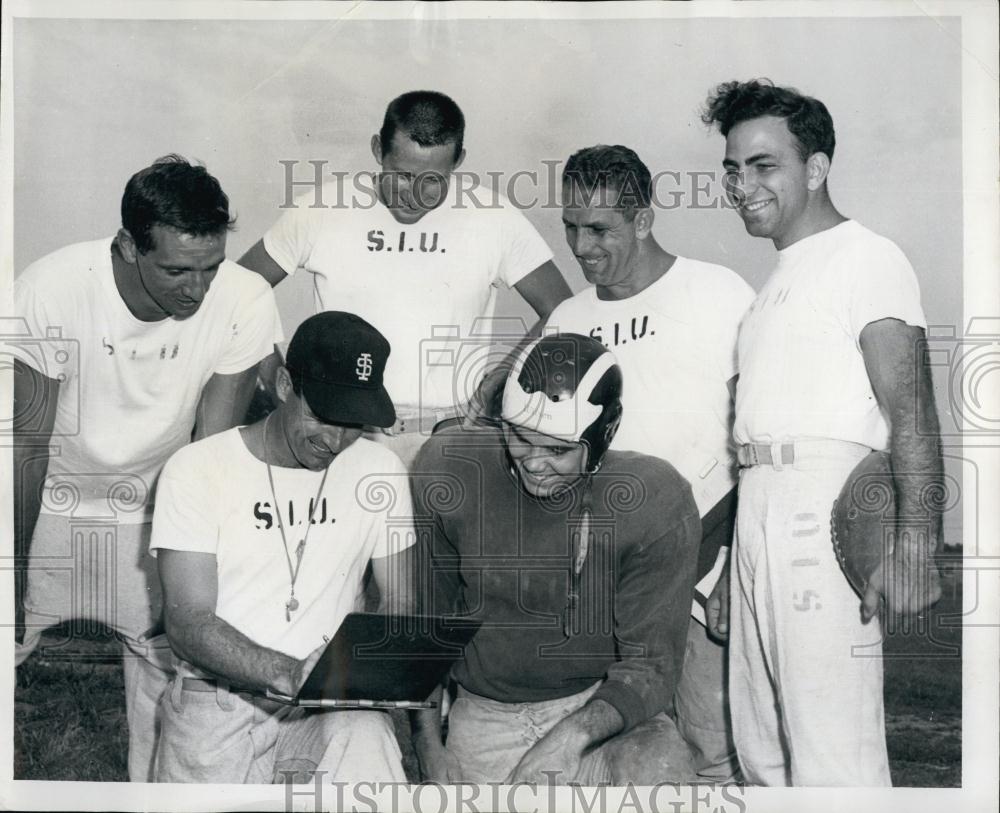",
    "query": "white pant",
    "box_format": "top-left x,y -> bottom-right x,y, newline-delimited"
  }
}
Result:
155,676 -> 404,784
447,683 -> 696,785
674,620 -> 739,781
729,445 -> 891,786
17,516 -> 170,782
